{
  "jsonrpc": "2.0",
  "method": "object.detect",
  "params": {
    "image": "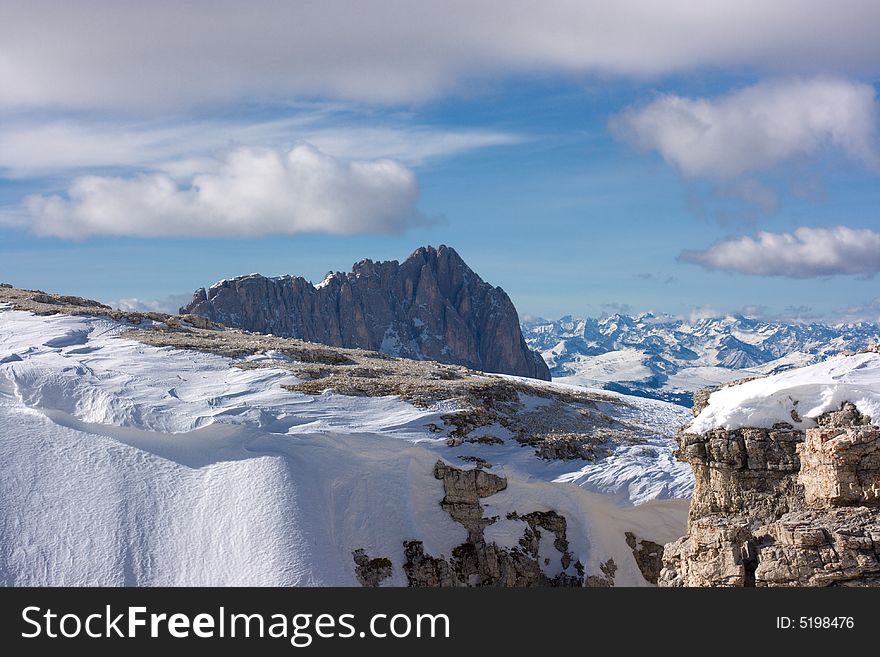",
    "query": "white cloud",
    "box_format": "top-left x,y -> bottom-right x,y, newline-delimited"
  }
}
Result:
23,144 -> 425,238
299,127 -> 524,168
2,2 -> 879,110
113,294 -> 193,314
834,298 -> 880,324
0,115 -> 523,177
610,78 -> 879,178
0,206 -> 28,228
680,226 -> 880,277
685,306 -> 724,323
